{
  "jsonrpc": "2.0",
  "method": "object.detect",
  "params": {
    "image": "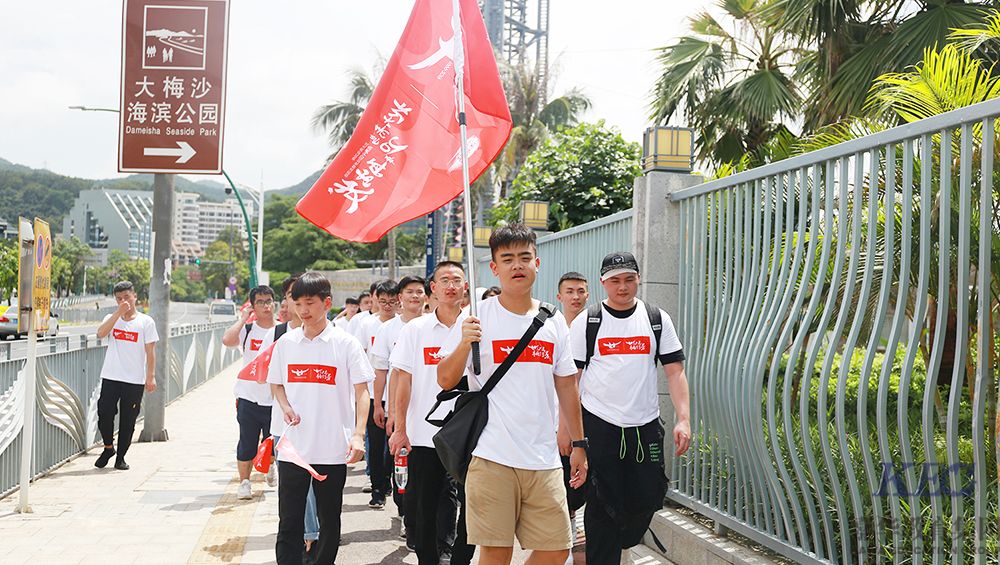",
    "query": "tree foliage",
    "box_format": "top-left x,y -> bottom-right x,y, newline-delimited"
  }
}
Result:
489,121 -> 641,230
